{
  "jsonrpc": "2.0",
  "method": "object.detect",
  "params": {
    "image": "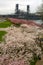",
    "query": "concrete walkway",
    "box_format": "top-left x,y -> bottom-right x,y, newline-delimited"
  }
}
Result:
0,28 -> 9,32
